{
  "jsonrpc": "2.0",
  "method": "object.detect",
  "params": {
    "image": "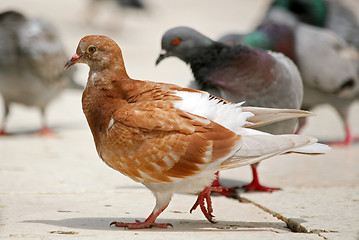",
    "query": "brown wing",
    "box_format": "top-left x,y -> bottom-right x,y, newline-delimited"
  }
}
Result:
101,99 -> 242,184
